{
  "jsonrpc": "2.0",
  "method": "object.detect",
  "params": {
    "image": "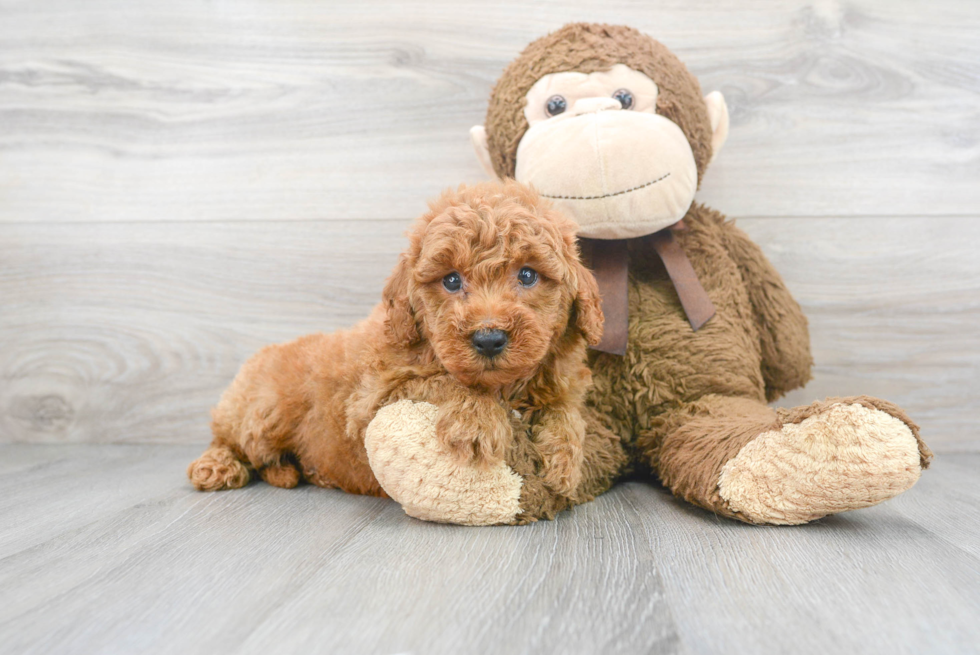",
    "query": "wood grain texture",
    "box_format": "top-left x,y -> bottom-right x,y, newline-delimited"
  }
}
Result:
0,0 -> 977,222
2,216 -> 977,450
0,444 -> 681,655
0,219 -> 411,444
1,443 -> 978,655
624,454 -> 980,655
754,216 -> 980,451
